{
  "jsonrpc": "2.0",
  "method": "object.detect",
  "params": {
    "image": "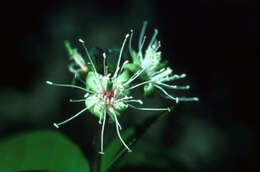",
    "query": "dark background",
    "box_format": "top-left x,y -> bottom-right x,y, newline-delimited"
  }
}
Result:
0,0 -> 258,171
